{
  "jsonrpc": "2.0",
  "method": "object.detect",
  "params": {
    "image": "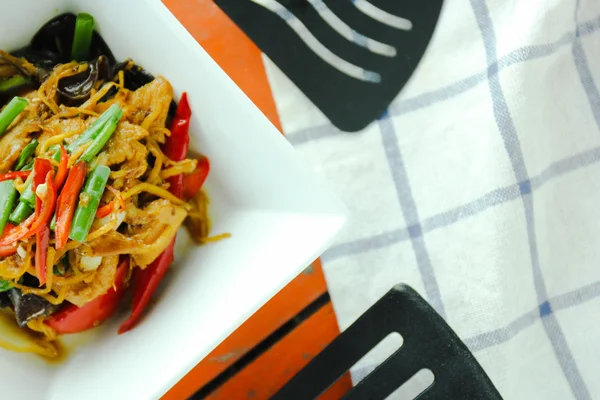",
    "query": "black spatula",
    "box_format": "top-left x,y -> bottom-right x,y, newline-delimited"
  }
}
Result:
273,284 -> 502,399
214,0 -> 443,131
